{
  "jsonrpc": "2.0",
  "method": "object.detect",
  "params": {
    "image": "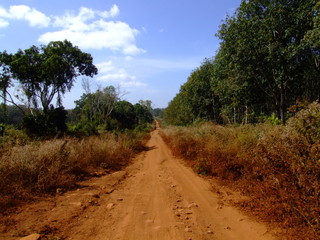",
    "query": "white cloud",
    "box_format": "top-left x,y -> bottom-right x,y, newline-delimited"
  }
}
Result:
141,27 -> 147,33
0,4 -> 144,55
123,45 -> 145,55
96,60 -> 146,88
98,71 -> 136,81
134,57 -> 200,71
98,5 -> 119,18
97,61 -> 115,73
120,81 -> 147,88
97,60 -> 136,81
39,5 -> 144,55
0,5 -> 50,28
0,7 -> 11,18
125,56 -> 134,61
0,18 -> 9,28
53,7 -> 95,31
